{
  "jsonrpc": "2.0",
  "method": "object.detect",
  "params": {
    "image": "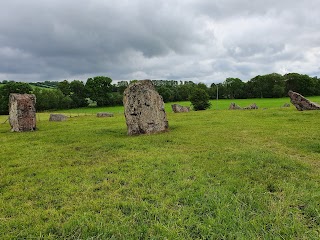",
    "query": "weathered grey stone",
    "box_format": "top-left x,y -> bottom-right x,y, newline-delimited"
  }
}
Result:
9,93 -> 36,132
123,80 -> 169,135
97,112 -> 114,117
171,104 -> 190,113
243,103 -> 258,110
49,114 -> 68,121
229,103 -> 242,110
282,103 -> 291,108
288,90 -> 320,111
